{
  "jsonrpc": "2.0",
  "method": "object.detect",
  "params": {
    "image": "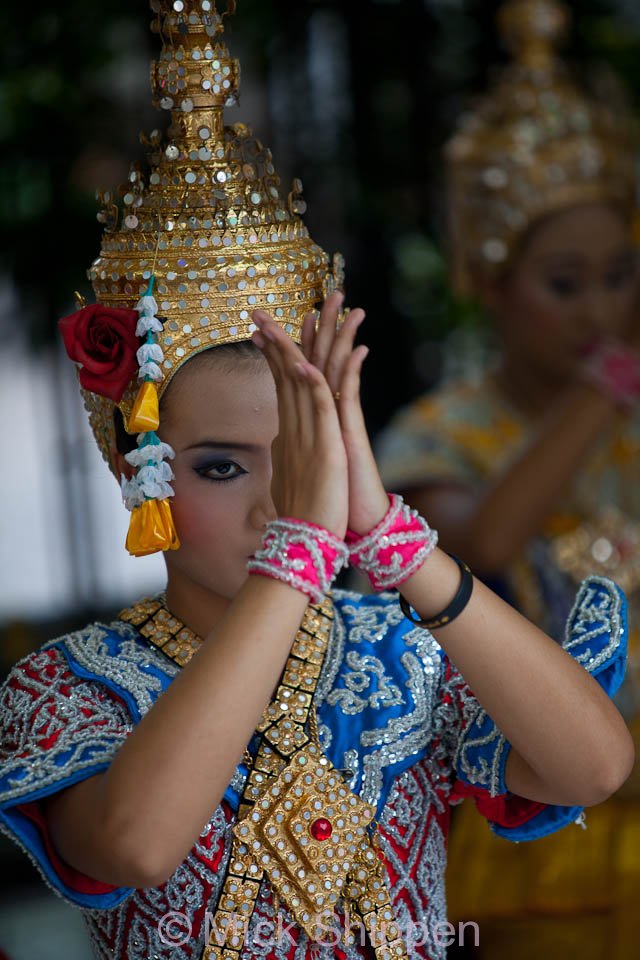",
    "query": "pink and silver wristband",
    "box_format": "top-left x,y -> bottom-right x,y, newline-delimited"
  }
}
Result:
247,517 -> 349,604
345,493 -> 438,592
581,339 -> 640,410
